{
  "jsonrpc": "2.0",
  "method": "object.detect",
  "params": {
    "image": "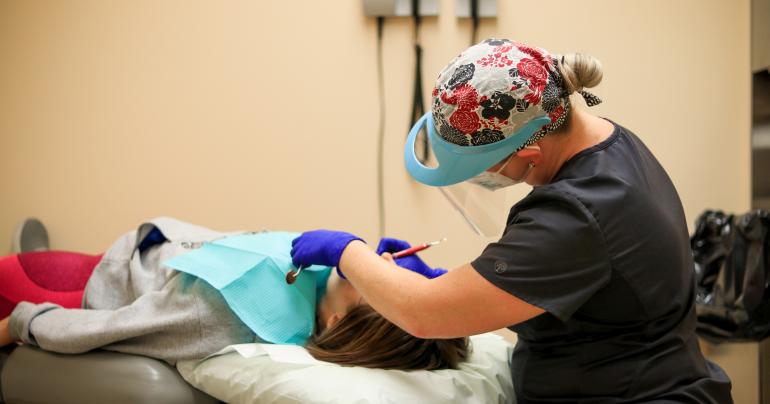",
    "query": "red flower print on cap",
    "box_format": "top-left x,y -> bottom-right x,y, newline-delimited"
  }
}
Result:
517,58 -> 548,88
449,109 -> 481,134
548,105 -> 565,121
493,44 -> 514,54
476,52 -> 514,68
524,80 -> 545,105
514,42 -> 554,70
452,83 -> 480,110
440,83 -> 480,111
